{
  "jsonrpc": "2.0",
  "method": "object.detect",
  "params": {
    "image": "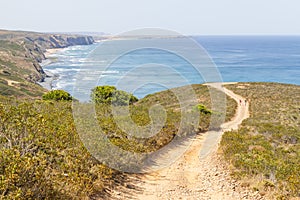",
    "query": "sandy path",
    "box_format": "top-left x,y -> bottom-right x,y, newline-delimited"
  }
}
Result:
111,84 -> 262,200
4,79 -> 20,87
